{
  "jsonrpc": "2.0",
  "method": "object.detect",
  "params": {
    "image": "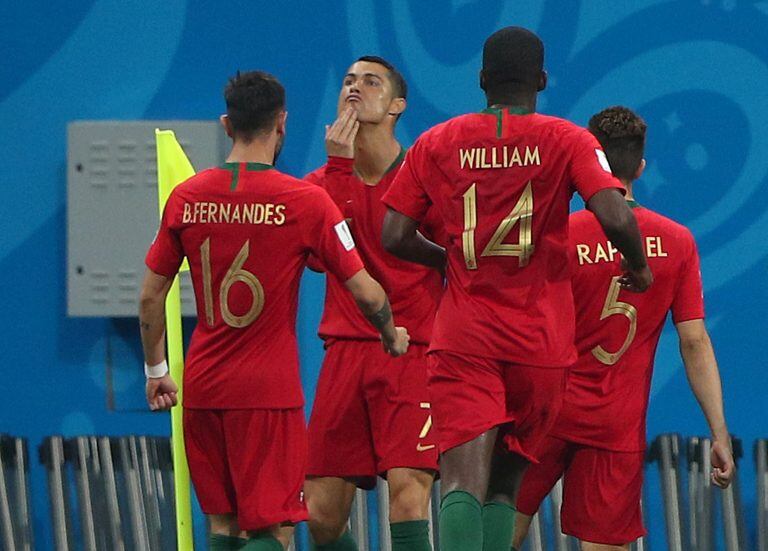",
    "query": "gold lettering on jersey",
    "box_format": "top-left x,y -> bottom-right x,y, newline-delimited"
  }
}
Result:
181,202 -> 287,226
577,237 -> 667,265
459,145 -> 541,170
646,236 -> 668,258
